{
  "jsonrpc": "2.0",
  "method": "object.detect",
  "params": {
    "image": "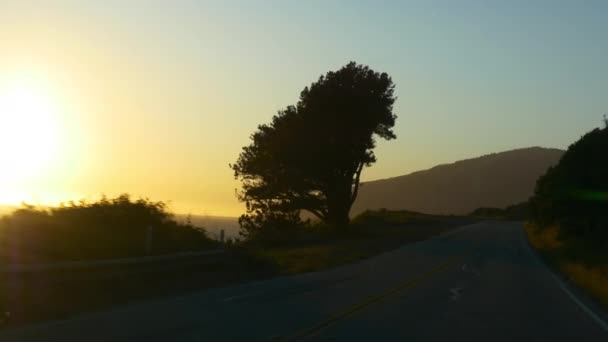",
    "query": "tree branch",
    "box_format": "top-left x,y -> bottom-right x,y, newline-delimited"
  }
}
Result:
303,208 -> 326,221
350,162 -> 365,206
